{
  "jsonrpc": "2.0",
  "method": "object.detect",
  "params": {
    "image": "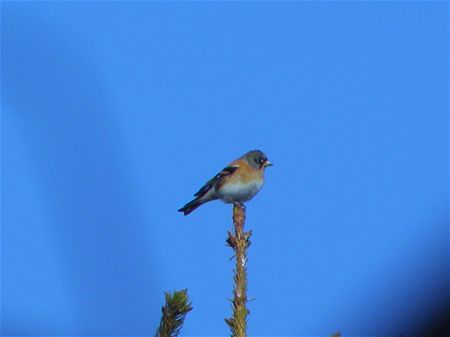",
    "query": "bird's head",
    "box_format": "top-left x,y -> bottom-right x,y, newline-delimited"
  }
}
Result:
245,150 -> 273,170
